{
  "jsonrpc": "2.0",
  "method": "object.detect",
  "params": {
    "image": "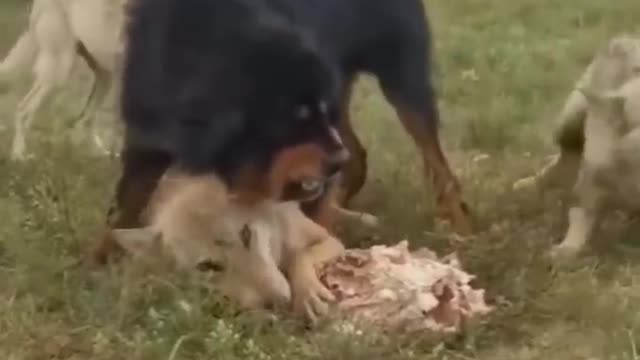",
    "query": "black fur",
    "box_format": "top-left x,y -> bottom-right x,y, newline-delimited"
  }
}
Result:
107,0 -> 444,235
121,0 -> 346,185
